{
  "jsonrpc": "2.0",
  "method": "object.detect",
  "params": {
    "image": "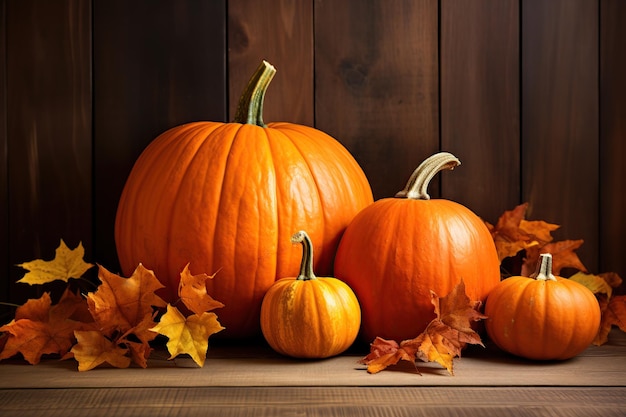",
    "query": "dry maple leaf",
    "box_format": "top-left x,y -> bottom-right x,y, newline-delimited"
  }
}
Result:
178,264 -> 224,316
360,280 -> 485,375
0,289 -> 88,364
485,203 -> 558,262
16,240 -> 94,285
87,264 -> 167,336
150,304 -> 224,367
594,295 -> 626,346
71,330 -> 132,371
522,239 -> 586,276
